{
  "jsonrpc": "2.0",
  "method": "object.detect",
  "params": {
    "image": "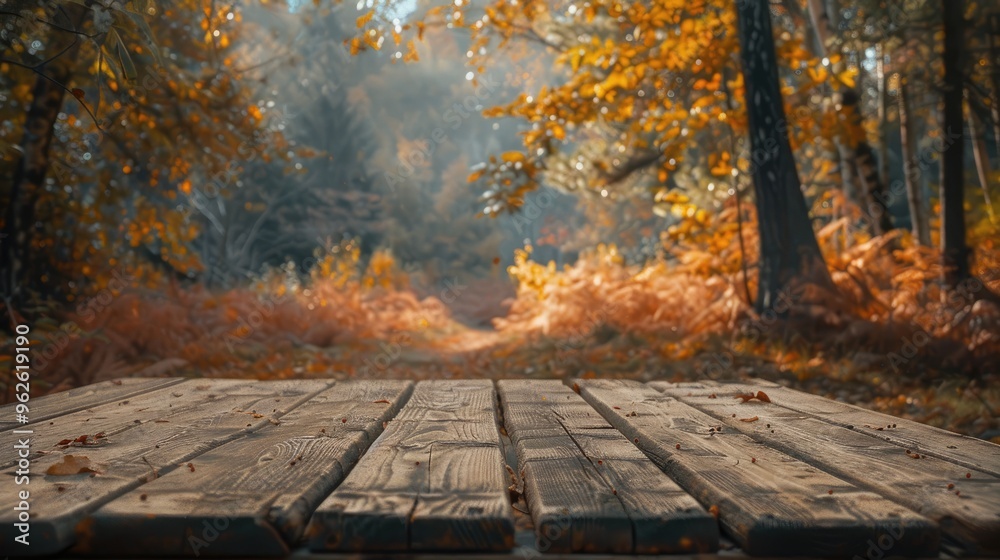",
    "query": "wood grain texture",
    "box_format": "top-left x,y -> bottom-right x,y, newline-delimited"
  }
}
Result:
0,377 -> 184,431
0,380 -> 329,556
497,380 -> 718,554
576,379 -> 938,558
306,380 -> 514,553
650,380 -> 1000,478
0,379 -> 257,469
72,380 -> 413,557
656,380 -> 1000,555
